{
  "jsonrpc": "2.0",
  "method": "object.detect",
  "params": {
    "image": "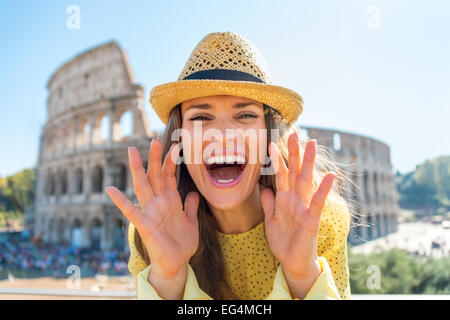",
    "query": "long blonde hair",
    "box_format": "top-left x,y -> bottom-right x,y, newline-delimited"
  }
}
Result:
133,103 -> 359,299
